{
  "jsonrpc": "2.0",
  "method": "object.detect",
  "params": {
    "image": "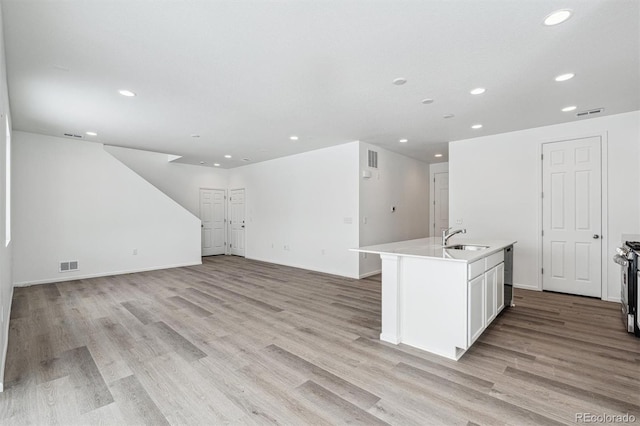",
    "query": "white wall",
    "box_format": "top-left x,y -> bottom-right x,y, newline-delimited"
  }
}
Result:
13,132 -> 202,286
429,162 -> 449,237
0,1 -> 12,391
105,146 -> 228,217
359,142 -> 430,277
228,142 -> 360,278
449,111 -> 640,301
